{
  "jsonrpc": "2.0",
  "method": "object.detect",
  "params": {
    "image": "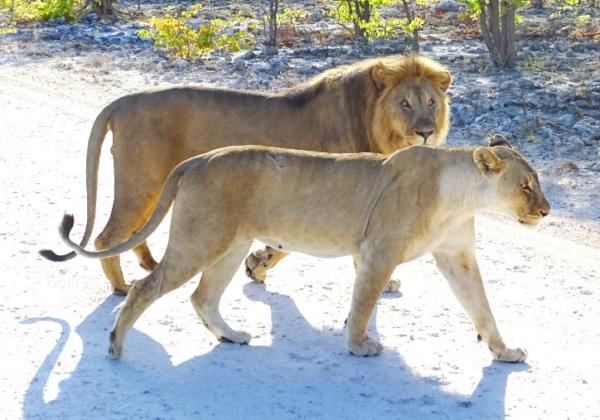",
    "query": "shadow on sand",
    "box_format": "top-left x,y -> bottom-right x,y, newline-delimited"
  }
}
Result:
23,284 -> 528,419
